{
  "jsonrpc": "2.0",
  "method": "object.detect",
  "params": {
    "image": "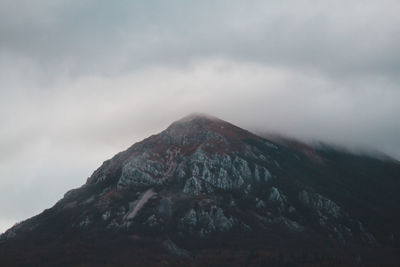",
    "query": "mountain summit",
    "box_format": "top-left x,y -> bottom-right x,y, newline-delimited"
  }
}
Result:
1,115 -> 400,266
